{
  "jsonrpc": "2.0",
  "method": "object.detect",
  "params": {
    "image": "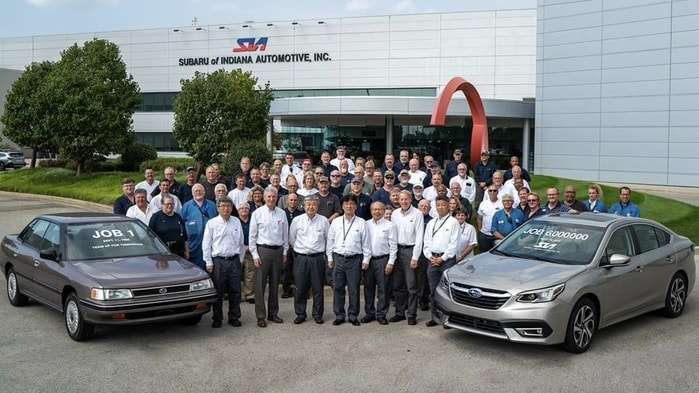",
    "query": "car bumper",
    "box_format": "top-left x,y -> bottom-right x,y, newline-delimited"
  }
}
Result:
433,284 -> 572,345
79,292 -> 217,325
